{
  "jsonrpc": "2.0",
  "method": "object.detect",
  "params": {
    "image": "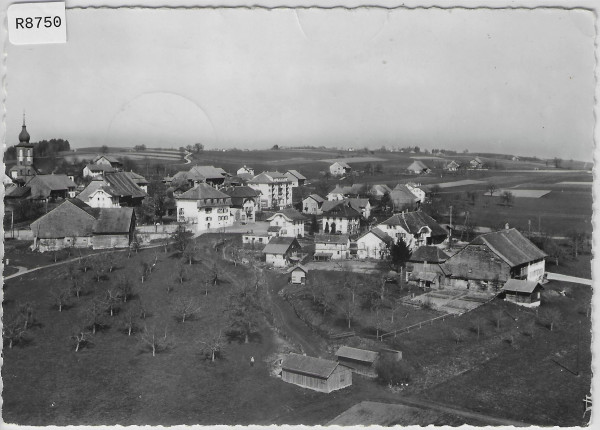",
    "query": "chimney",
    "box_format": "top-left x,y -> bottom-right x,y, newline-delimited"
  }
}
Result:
505,223 -> 510,230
